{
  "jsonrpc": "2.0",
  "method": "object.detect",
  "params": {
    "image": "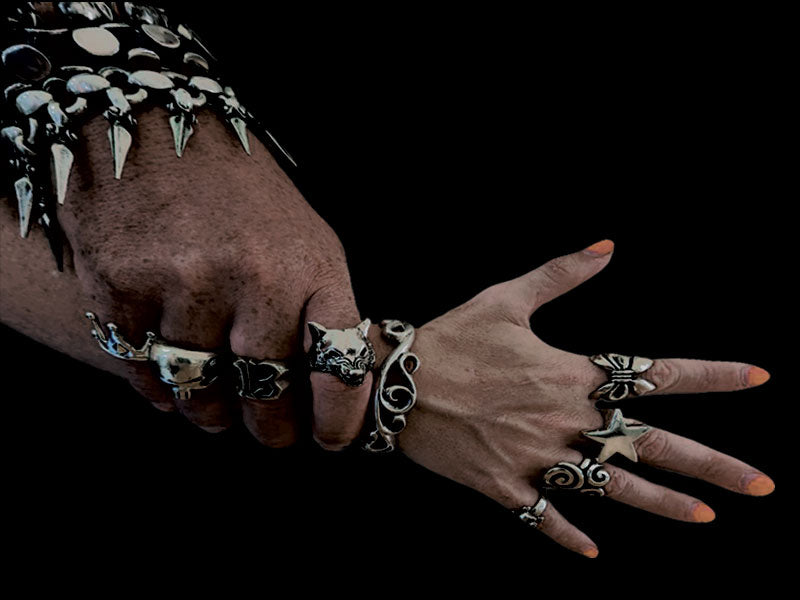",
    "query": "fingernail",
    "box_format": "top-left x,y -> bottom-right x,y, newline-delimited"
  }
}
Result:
691,502 -> 716,523
201,425 -> 228,434
742,473 -> 775,496
581,547 -> 599,558
746,366 -> 770,387
583,239 -> 615,257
